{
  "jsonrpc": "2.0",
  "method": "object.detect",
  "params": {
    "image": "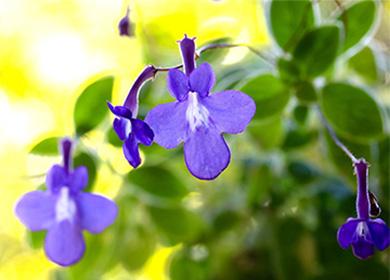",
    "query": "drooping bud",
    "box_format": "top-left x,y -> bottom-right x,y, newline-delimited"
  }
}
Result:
118,8 -> 134,37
